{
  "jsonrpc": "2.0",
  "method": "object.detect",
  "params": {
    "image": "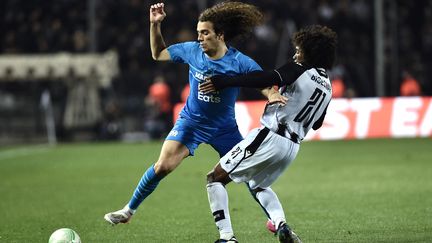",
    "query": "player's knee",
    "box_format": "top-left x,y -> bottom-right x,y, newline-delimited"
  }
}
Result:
248,185 -> 265,197
253,187 -> 265,193
154,149 -> 186,176
206,170 -> 217,183
207,170 -> 225,184
207,169 -> 231,185
154,160 -> 176,176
